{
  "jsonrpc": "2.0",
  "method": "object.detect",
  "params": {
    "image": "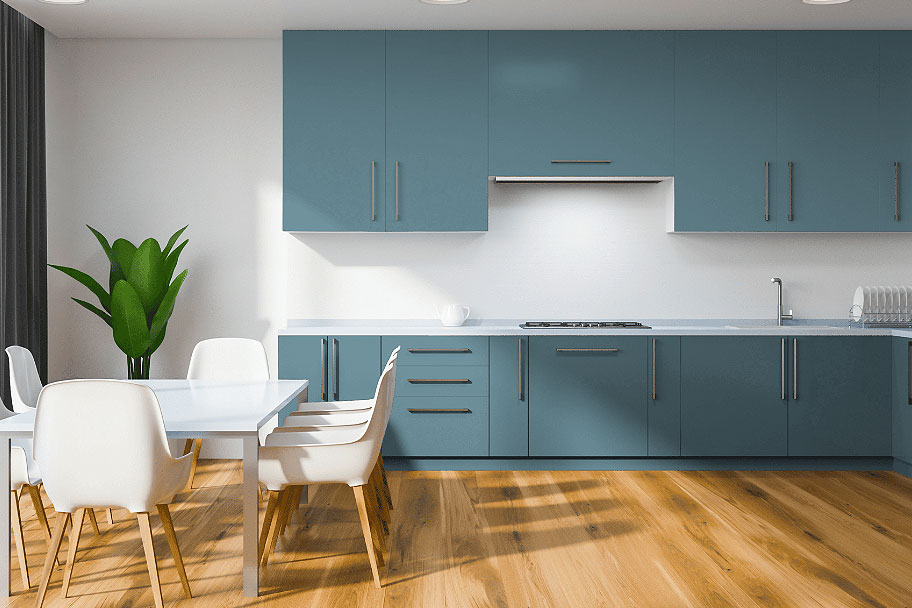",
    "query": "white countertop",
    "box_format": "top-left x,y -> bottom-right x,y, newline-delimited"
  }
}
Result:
280,319 -> 911,337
